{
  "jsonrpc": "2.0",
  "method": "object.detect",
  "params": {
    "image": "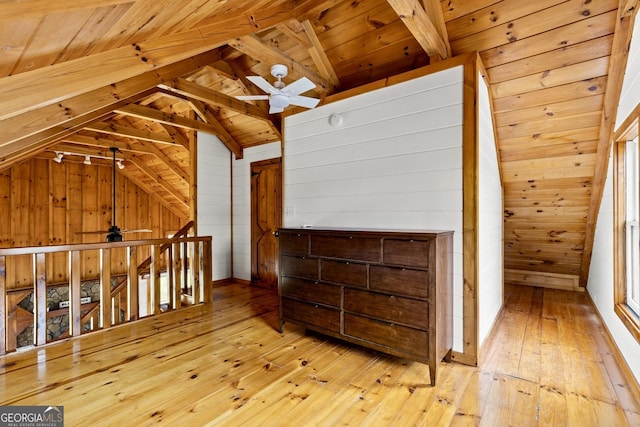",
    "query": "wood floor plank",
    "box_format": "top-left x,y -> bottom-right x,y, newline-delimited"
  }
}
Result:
0,282 -> 638,426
